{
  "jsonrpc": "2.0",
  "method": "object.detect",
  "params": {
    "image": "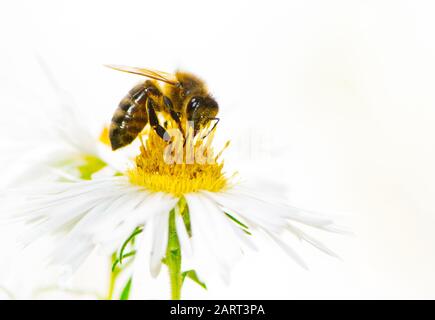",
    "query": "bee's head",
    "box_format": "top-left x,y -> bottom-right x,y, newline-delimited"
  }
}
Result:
186,96 -> 219,135
175,71 -> 206,94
